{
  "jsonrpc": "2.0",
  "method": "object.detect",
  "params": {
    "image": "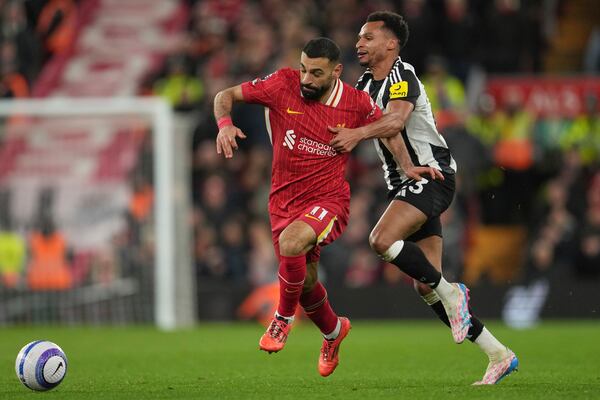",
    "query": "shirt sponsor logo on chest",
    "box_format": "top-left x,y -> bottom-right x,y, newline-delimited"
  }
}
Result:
282,129 -> 336,157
